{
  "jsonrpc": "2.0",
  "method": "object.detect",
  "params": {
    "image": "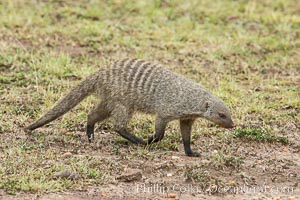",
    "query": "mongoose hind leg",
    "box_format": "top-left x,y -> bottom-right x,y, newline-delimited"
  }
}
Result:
117,129 -> 146,145
147,117 -> 169,144
112,104 -> 145,145
87,102 -> 111,142
180,119 -> 200,157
